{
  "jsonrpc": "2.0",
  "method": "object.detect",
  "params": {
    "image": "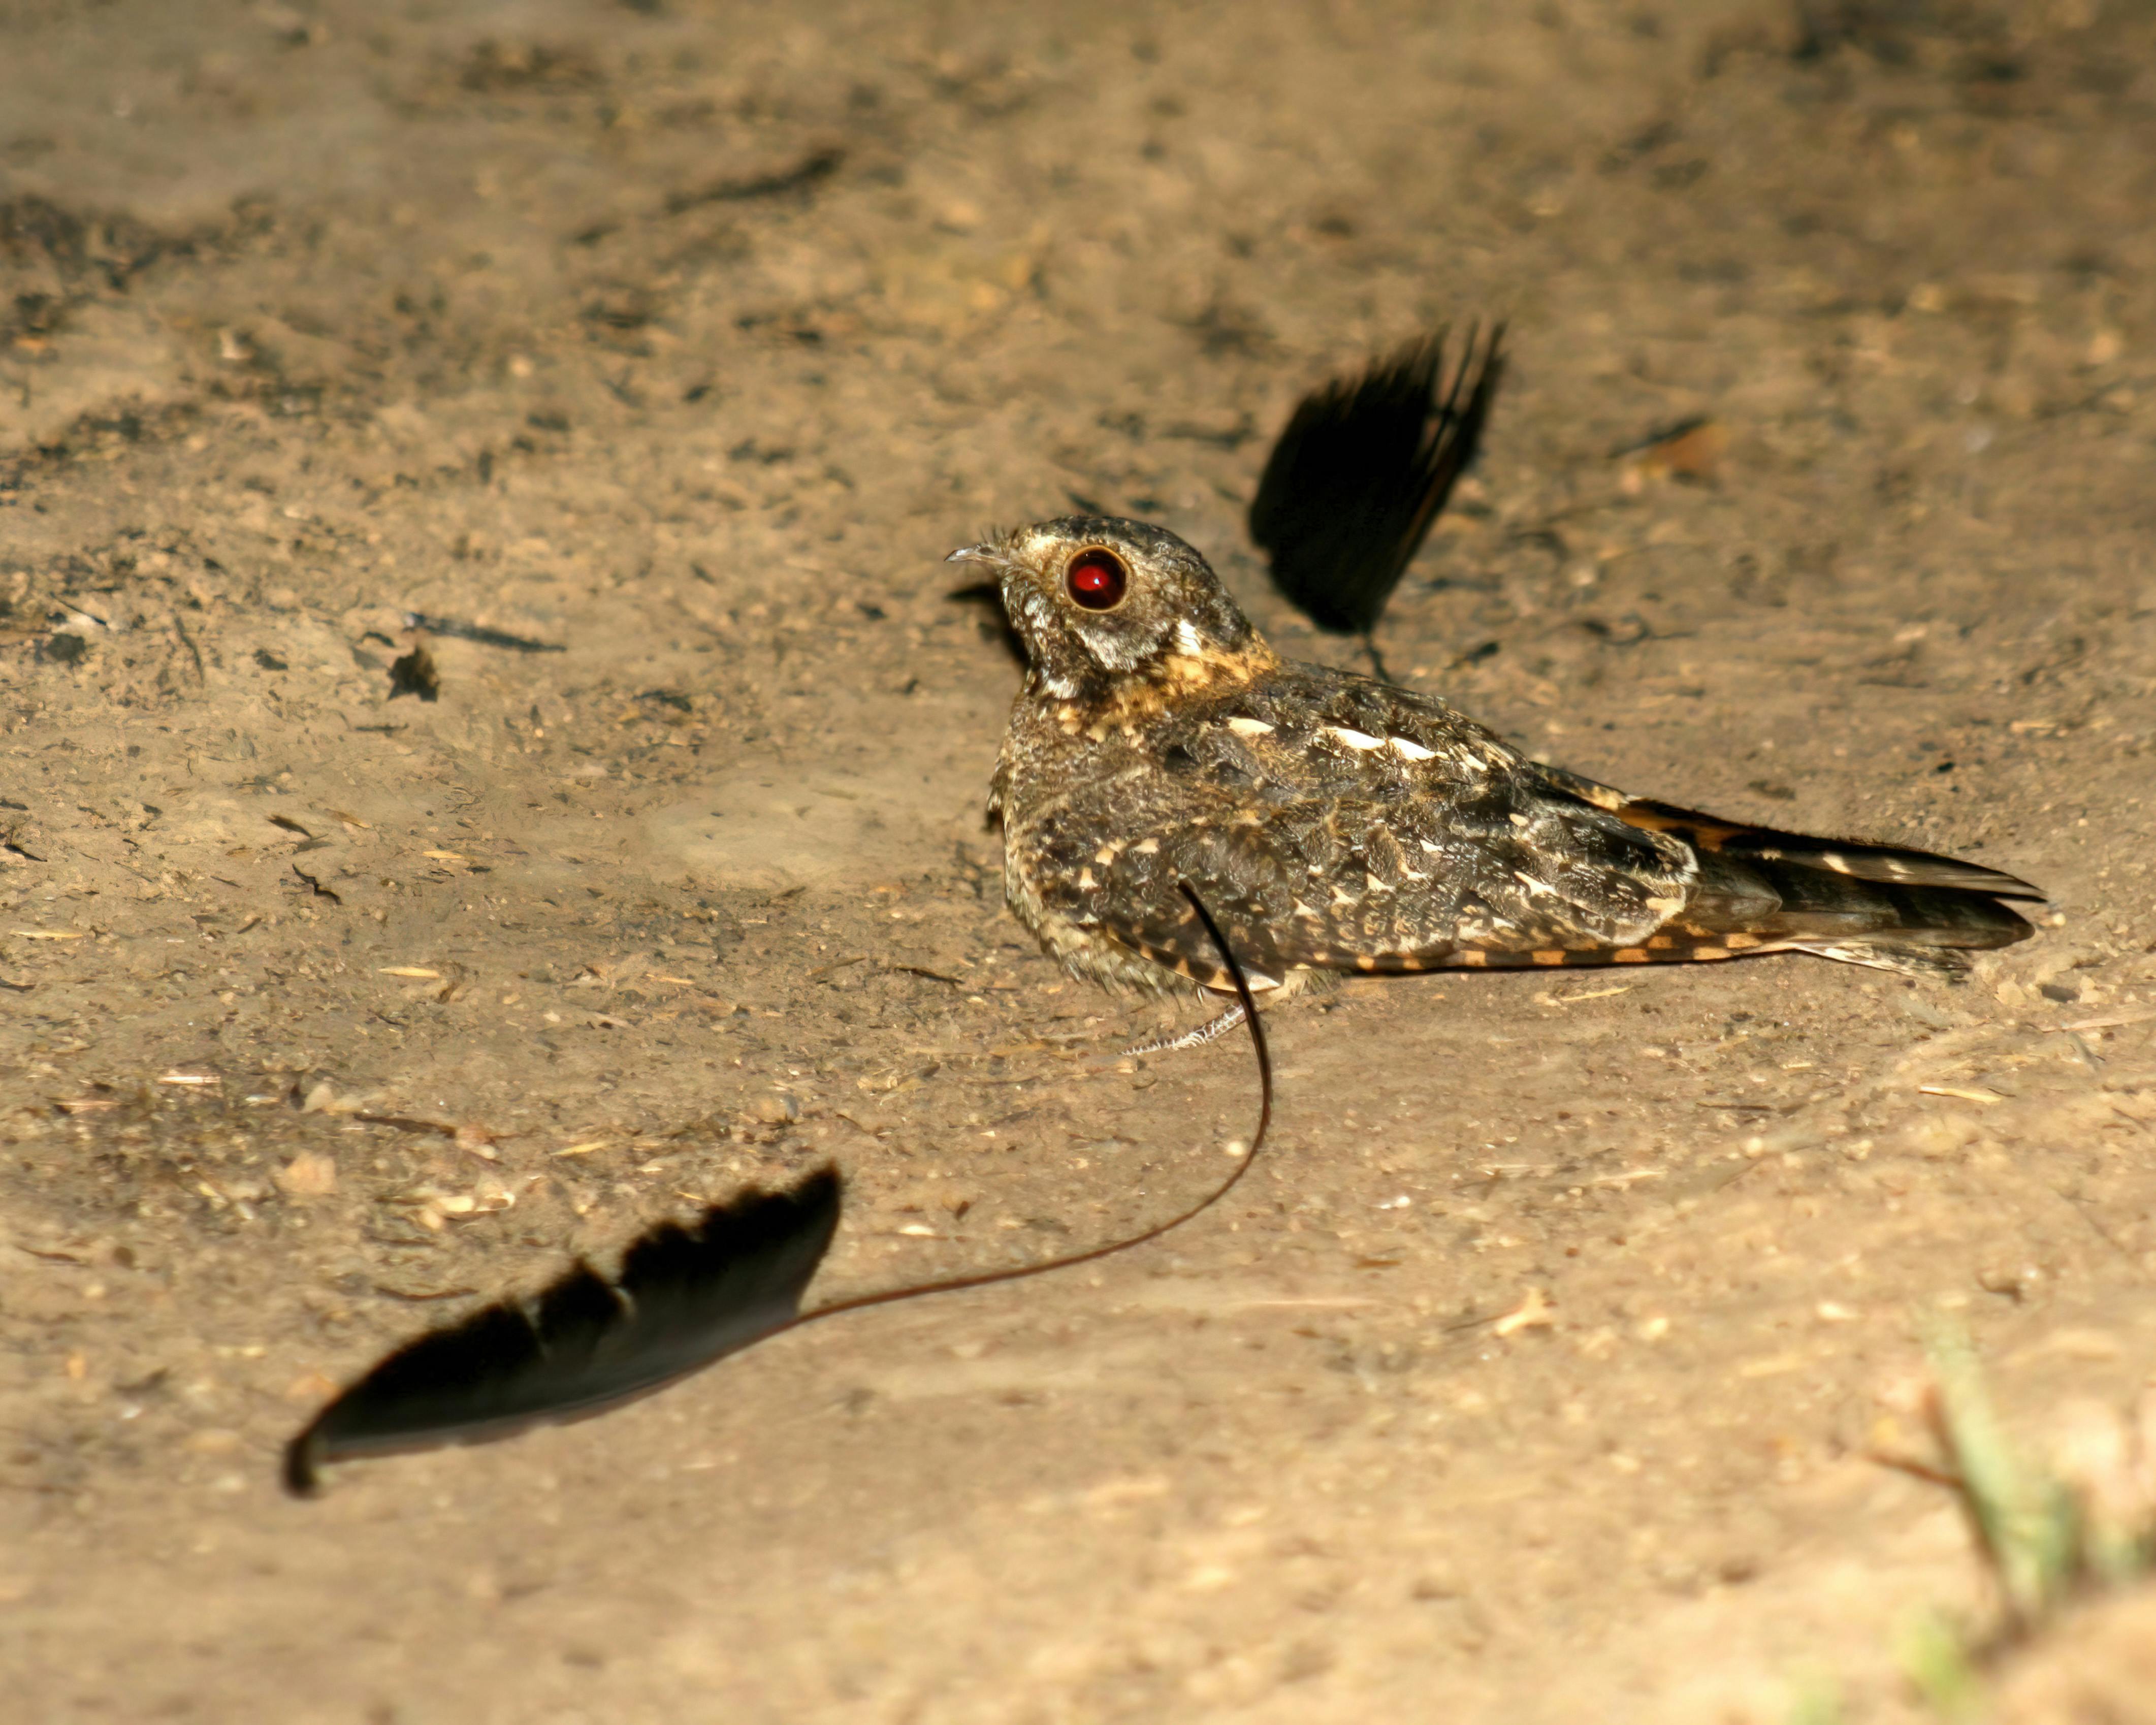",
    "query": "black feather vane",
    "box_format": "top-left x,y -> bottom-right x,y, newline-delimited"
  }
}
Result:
1249,323 -> 1505,640
283,1167 -> 843,1494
